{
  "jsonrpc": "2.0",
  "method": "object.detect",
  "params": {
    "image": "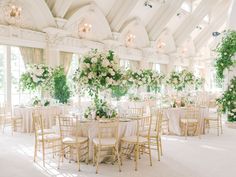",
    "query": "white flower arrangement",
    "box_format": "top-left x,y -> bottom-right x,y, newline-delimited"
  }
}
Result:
73,49 -> 122,97
20,64 -> 53,91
